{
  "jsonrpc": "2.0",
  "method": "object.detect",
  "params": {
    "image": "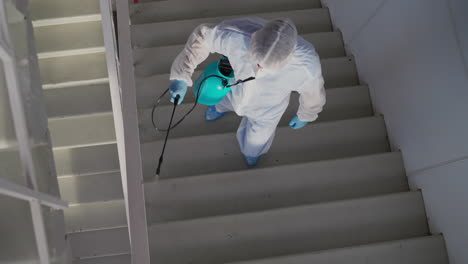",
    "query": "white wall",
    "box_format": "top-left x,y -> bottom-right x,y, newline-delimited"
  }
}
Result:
321,0 -> 468,263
